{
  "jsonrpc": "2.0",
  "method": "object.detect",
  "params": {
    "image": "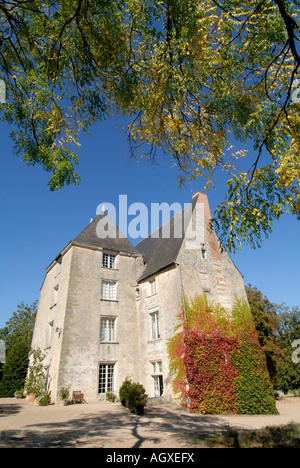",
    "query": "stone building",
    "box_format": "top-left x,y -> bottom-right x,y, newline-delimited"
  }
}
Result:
31,192 -> 248,403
